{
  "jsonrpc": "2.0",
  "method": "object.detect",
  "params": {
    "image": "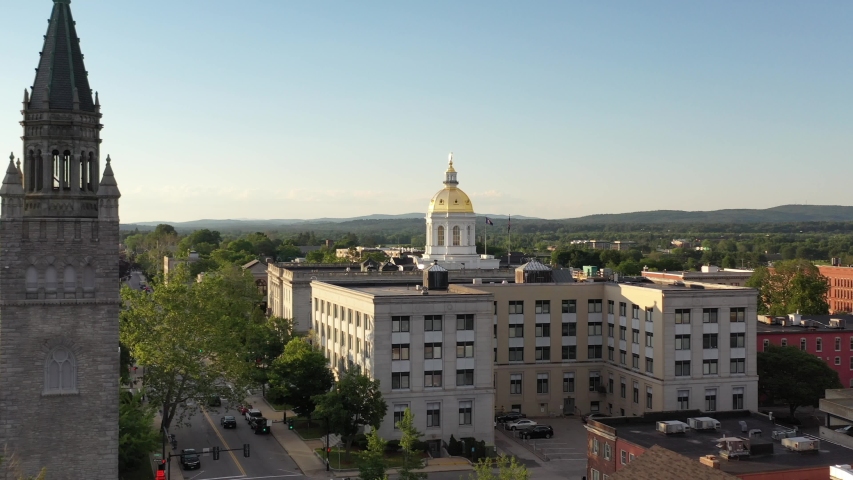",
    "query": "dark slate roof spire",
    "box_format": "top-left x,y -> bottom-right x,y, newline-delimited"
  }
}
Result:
29,0 -> 95,112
